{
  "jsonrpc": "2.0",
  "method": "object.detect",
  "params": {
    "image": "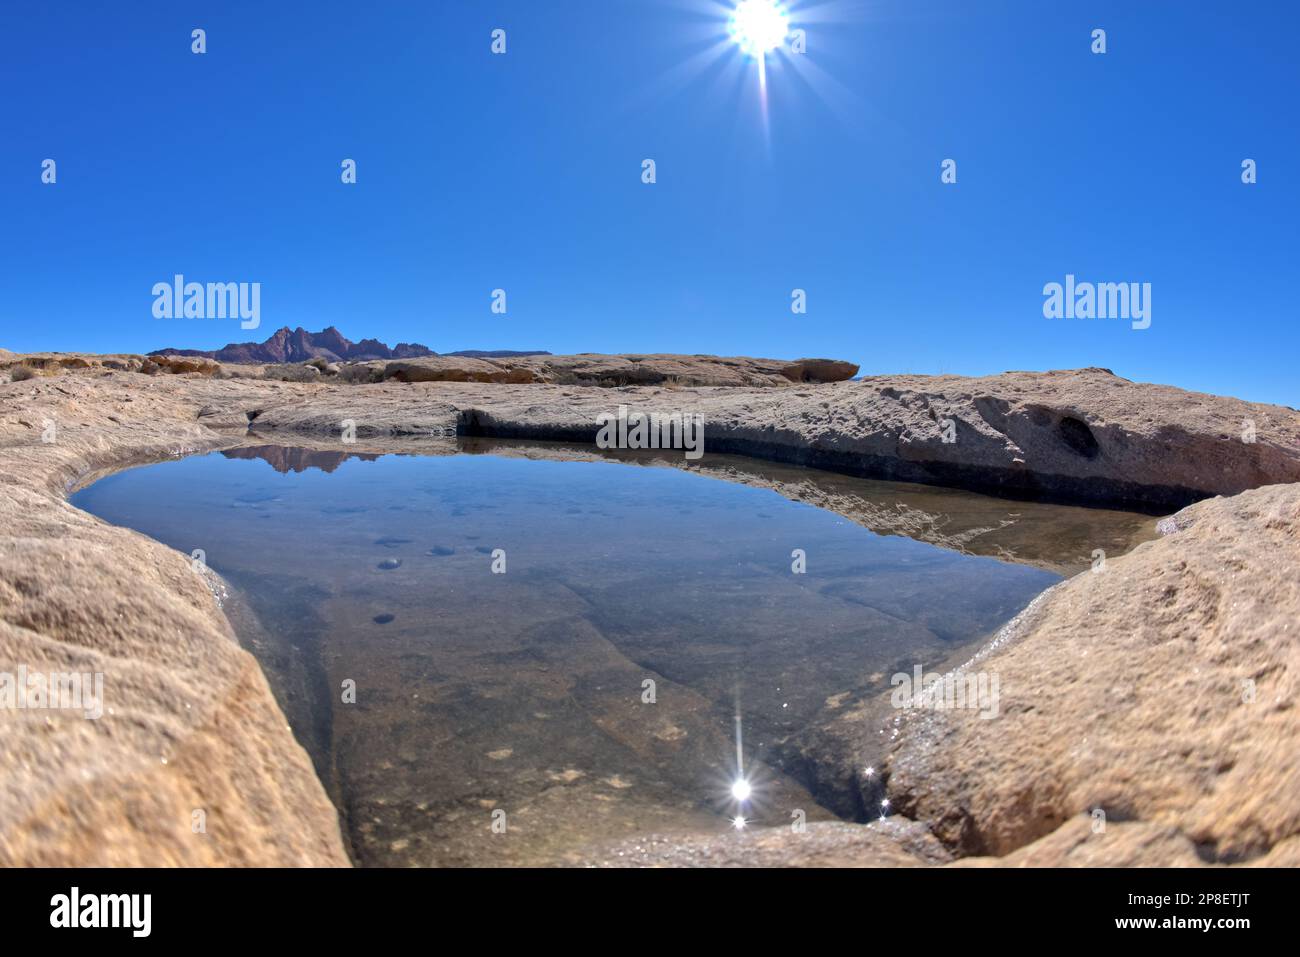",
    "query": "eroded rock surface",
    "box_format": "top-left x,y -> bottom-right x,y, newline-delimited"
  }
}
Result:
1,356 -> 1297,866
0,374 -> 348,866
372,352 -> 860,388
566,819 -> 951,867
251,367 -> 1300,511
880,482 -> 1300,865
